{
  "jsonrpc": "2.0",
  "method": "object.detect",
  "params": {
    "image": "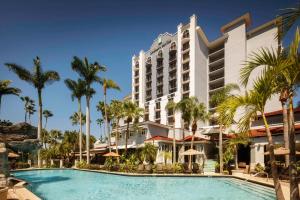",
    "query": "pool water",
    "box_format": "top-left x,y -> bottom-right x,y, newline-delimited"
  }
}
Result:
13,170 -> 276,200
